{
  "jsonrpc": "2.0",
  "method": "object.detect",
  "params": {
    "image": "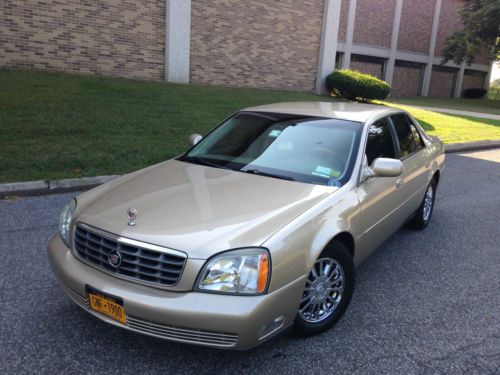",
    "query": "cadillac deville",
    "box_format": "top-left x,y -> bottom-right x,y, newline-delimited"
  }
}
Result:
48,102 -> 445,350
